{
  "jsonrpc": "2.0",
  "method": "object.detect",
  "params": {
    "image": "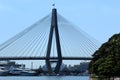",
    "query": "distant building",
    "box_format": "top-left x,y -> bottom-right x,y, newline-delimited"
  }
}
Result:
42,63 -> 66,71
0,60 -> 25,69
